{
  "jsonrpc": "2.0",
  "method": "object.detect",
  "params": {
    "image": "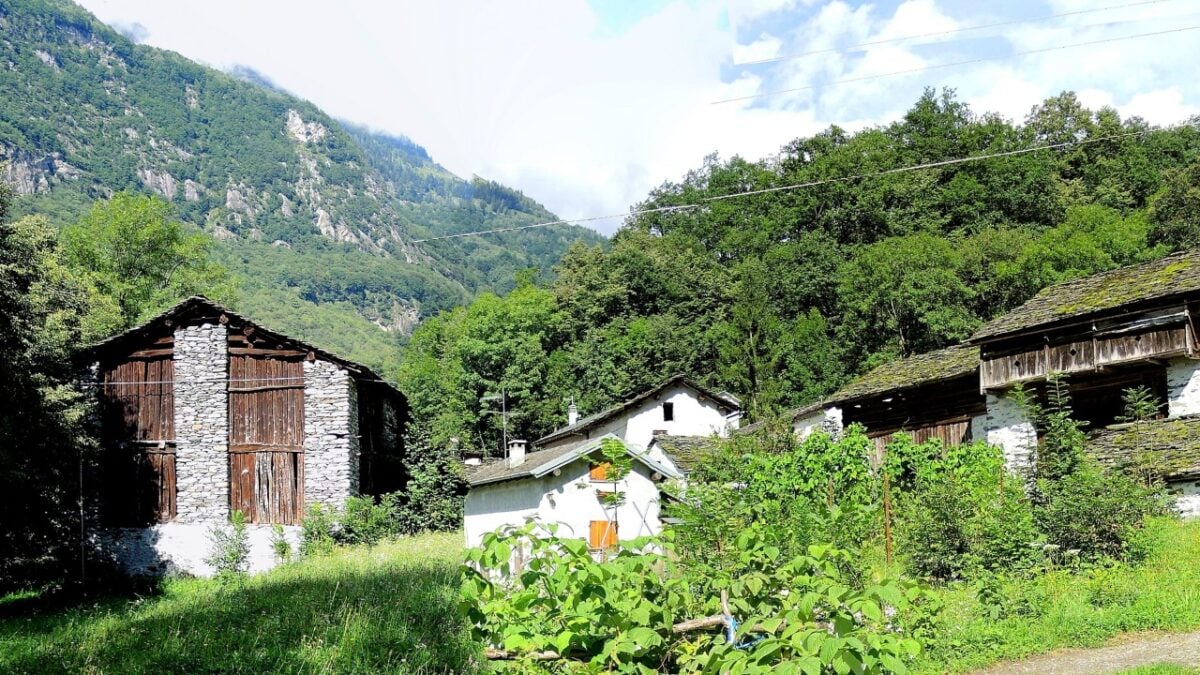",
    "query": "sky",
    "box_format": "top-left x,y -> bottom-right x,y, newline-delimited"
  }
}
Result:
76,0 -> 1200,234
